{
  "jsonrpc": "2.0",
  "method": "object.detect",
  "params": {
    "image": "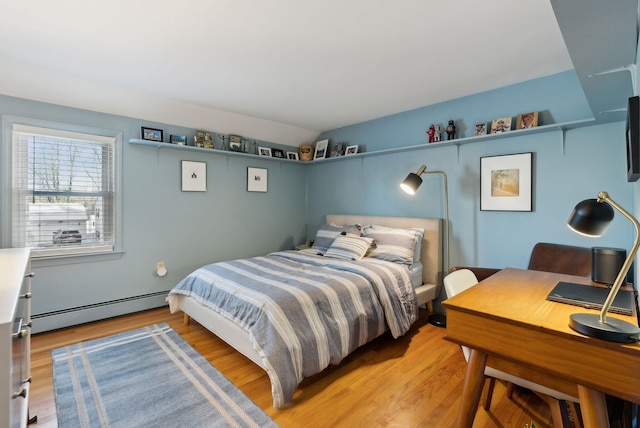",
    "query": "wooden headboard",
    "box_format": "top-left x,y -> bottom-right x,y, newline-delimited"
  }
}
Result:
325,214 -> 443,300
